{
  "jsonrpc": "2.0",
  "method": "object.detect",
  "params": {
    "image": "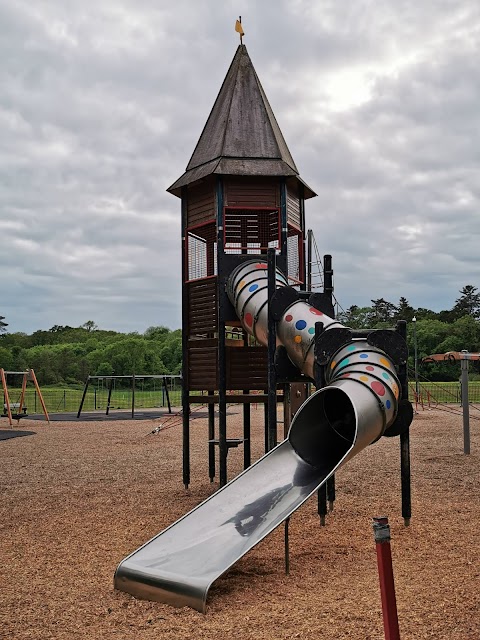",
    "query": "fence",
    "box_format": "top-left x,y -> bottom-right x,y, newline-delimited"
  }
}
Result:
408,381 -> 480,406
4,379 -> 480,415
2,377 -> 182,415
